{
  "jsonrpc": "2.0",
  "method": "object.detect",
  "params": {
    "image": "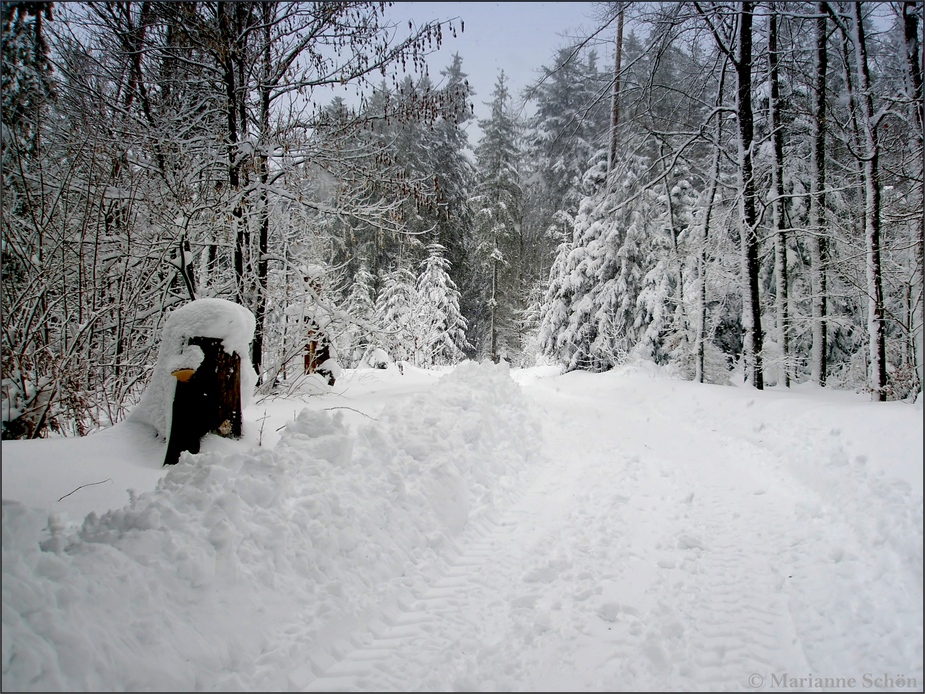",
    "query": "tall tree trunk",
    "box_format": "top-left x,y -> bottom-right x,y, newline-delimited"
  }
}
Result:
490,250 -> 498,363
219,2 -> 252,316
252,1 -> 272,378
696,60 -> 728,384
902,0 -> 924,395
660,142 -> 686,346
768,6 -> 789,387
217,2 -> 244,305
810,3 -> 830,386
736,2 -> 764,389
849,2 -> 887,401
607,3 -> 625,175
